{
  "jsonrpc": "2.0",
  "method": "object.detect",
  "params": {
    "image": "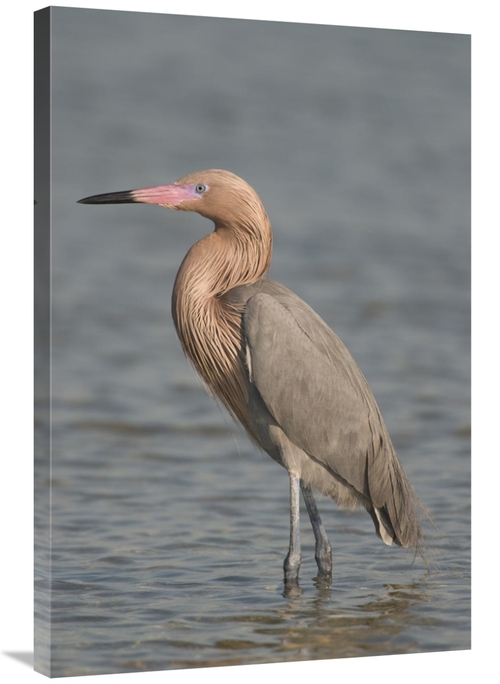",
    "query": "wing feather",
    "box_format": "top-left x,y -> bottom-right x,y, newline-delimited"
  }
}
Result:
231,280 -> 422,549
244,291 -> 380,498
